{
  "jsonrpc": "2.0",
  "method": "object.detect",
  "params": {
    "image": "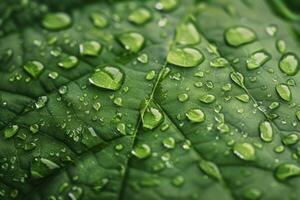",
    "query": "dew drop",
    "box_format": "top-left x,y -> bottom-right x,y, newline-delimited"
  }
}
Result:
275,84 -> 291,101
175,22 -> 200,45
279,53 -> 299,76
42,13 -> 71,30
259,121 -> 273,142
58,56 -> 79,69
23,61 -> 44,79
118,32 -> 145,53
246,51 -> 270,70
210,57 -> 229,68
233,142 -> 256,161
198,160 -> 222,181
132,144 -> 151,159
90,13 -> 108,28
162,137 -> 176,149
89,66 -> 124,91
275,163 -> 300,181
140,100 -> 164,130
225,26 -> 256,47
80,41 -> 101,56
186,108 -> 205,123
167,47 -> 204,67
4,125 -> 19,139
128,8 -> 152,25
